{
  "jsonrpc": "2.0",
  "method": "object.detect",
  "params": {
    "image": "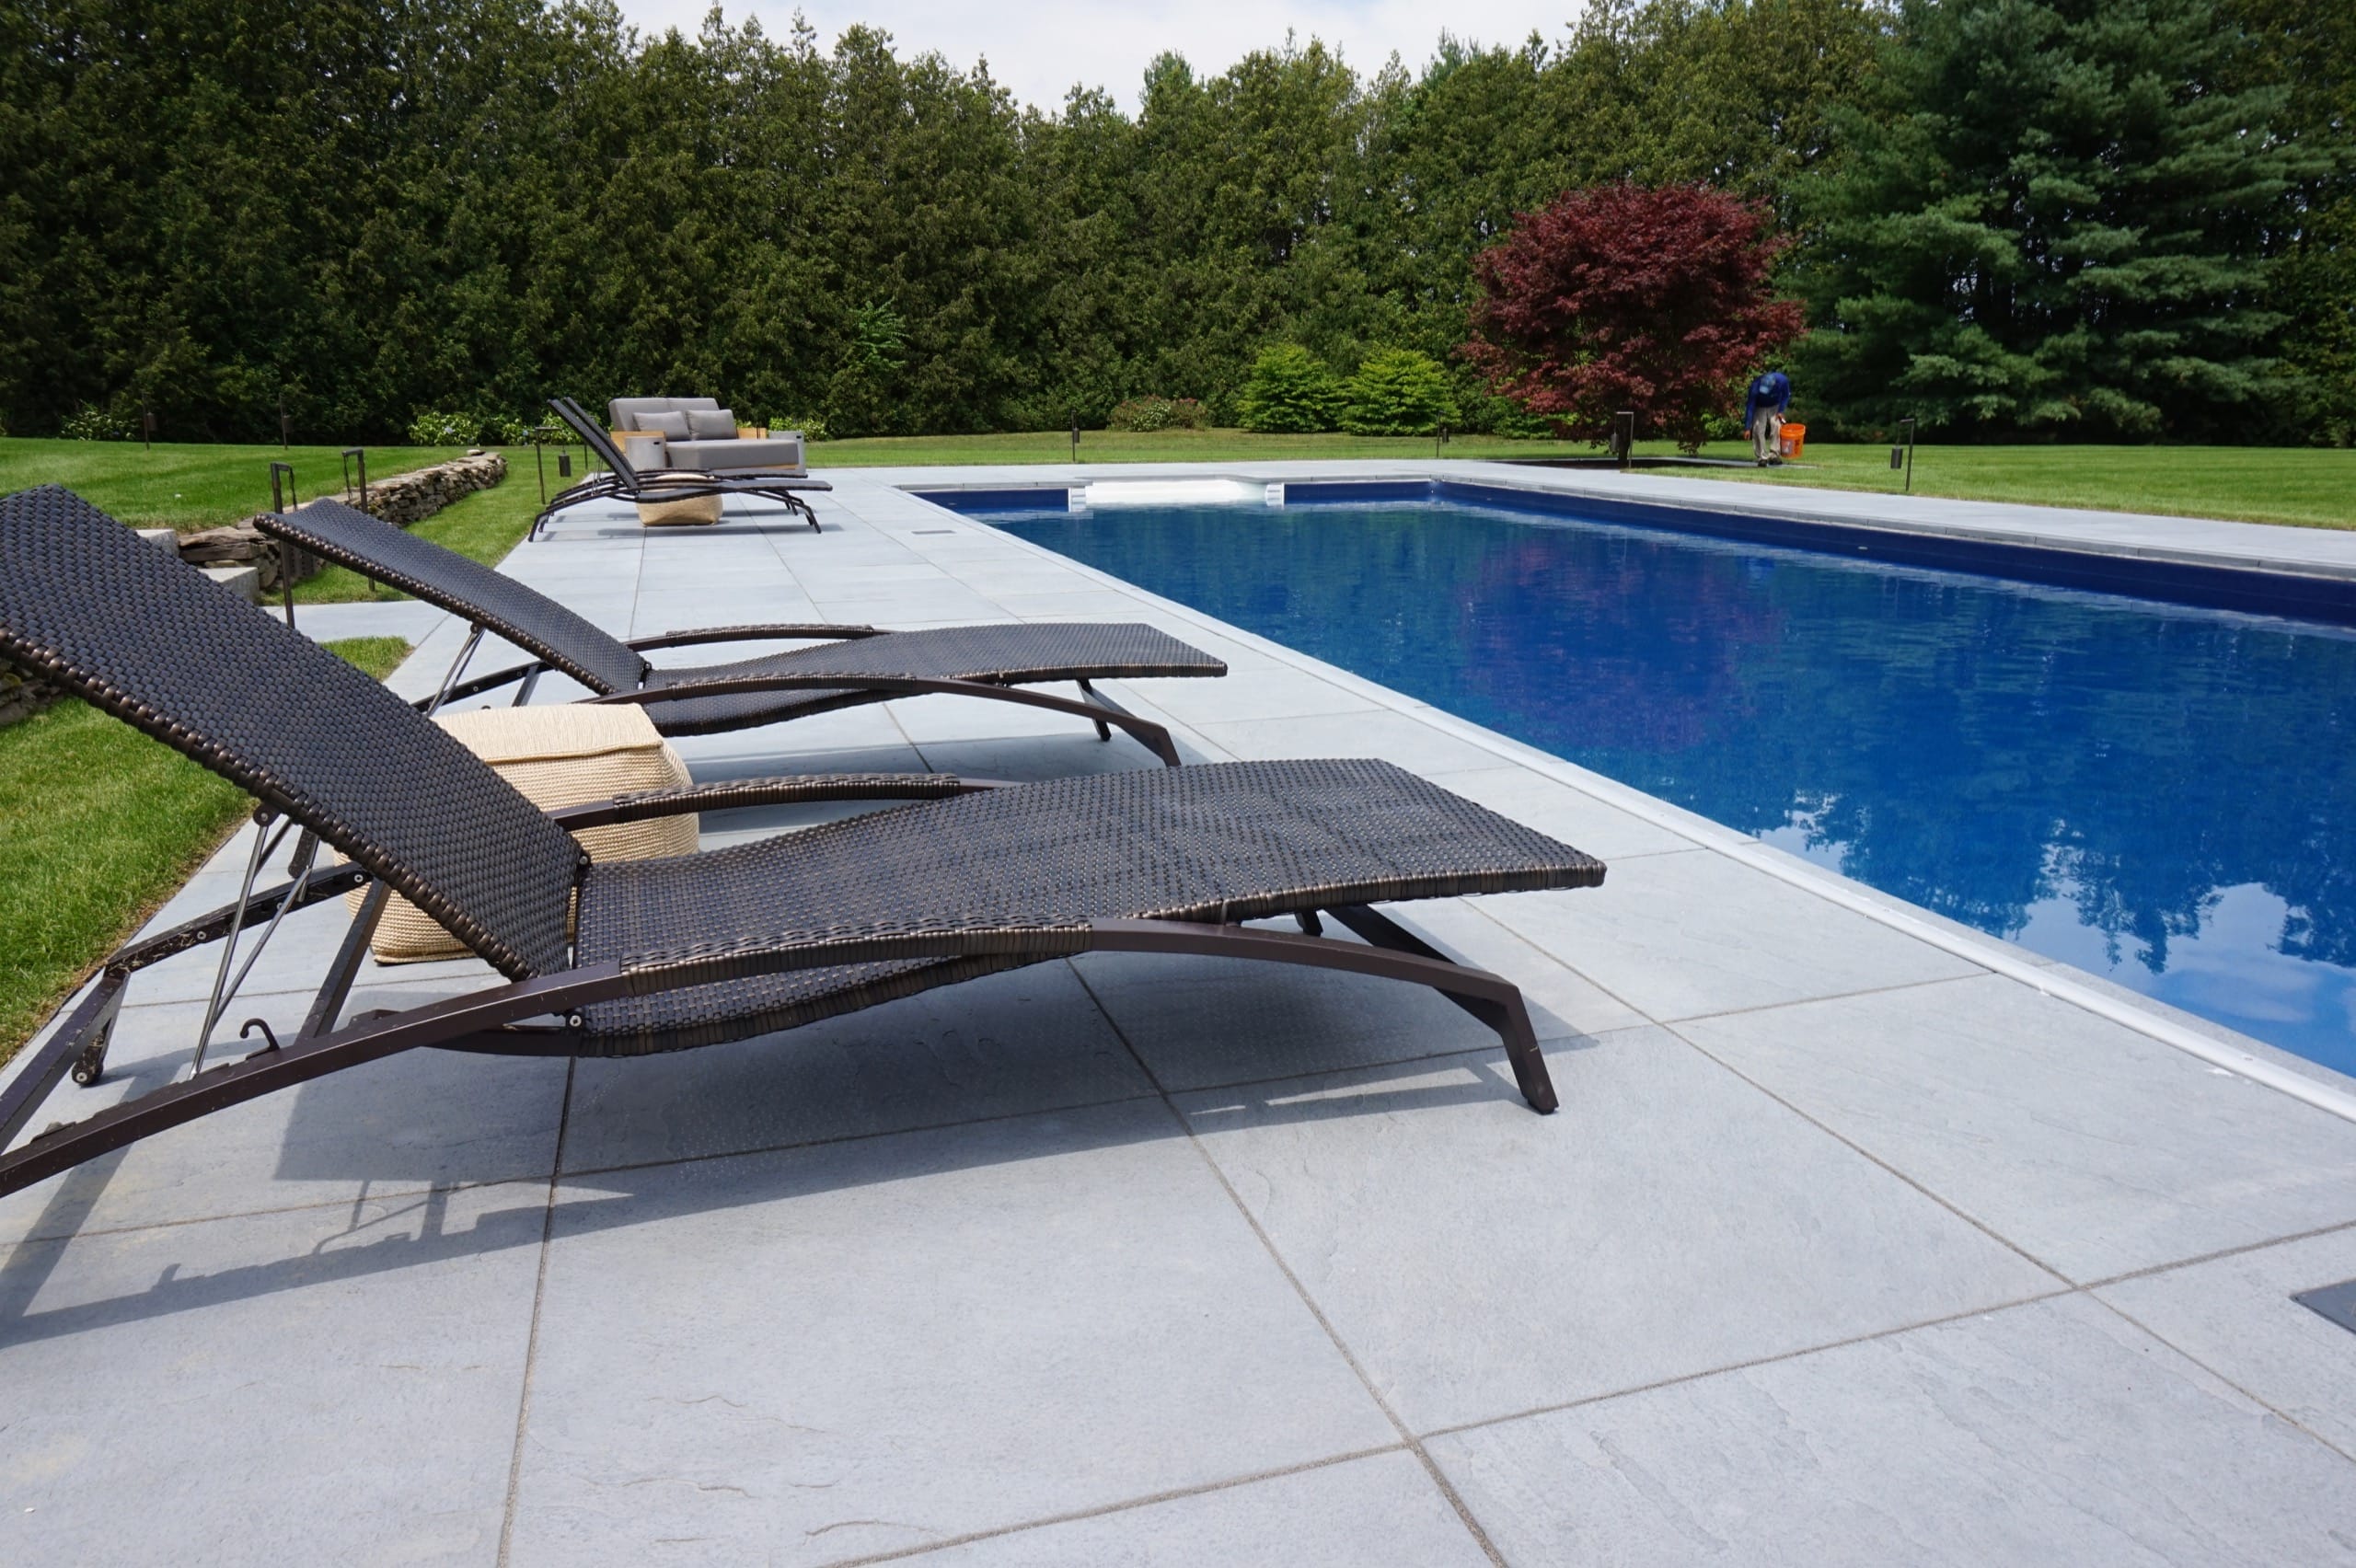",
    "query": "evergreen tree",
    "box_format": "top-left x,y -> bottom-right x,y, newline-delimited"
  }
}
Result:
1796,0 -> 2326,439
